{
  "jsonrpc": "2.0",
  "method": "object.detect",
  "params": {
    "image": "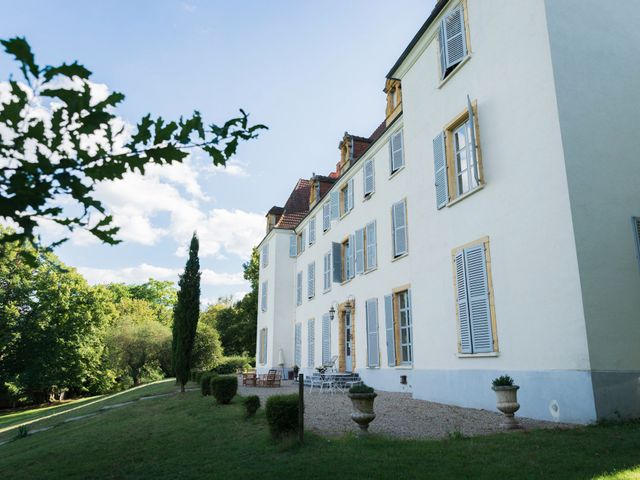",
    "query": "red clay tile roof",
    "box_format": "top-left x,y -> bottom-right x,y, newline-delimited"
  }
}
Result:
275,179 -> 311,229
